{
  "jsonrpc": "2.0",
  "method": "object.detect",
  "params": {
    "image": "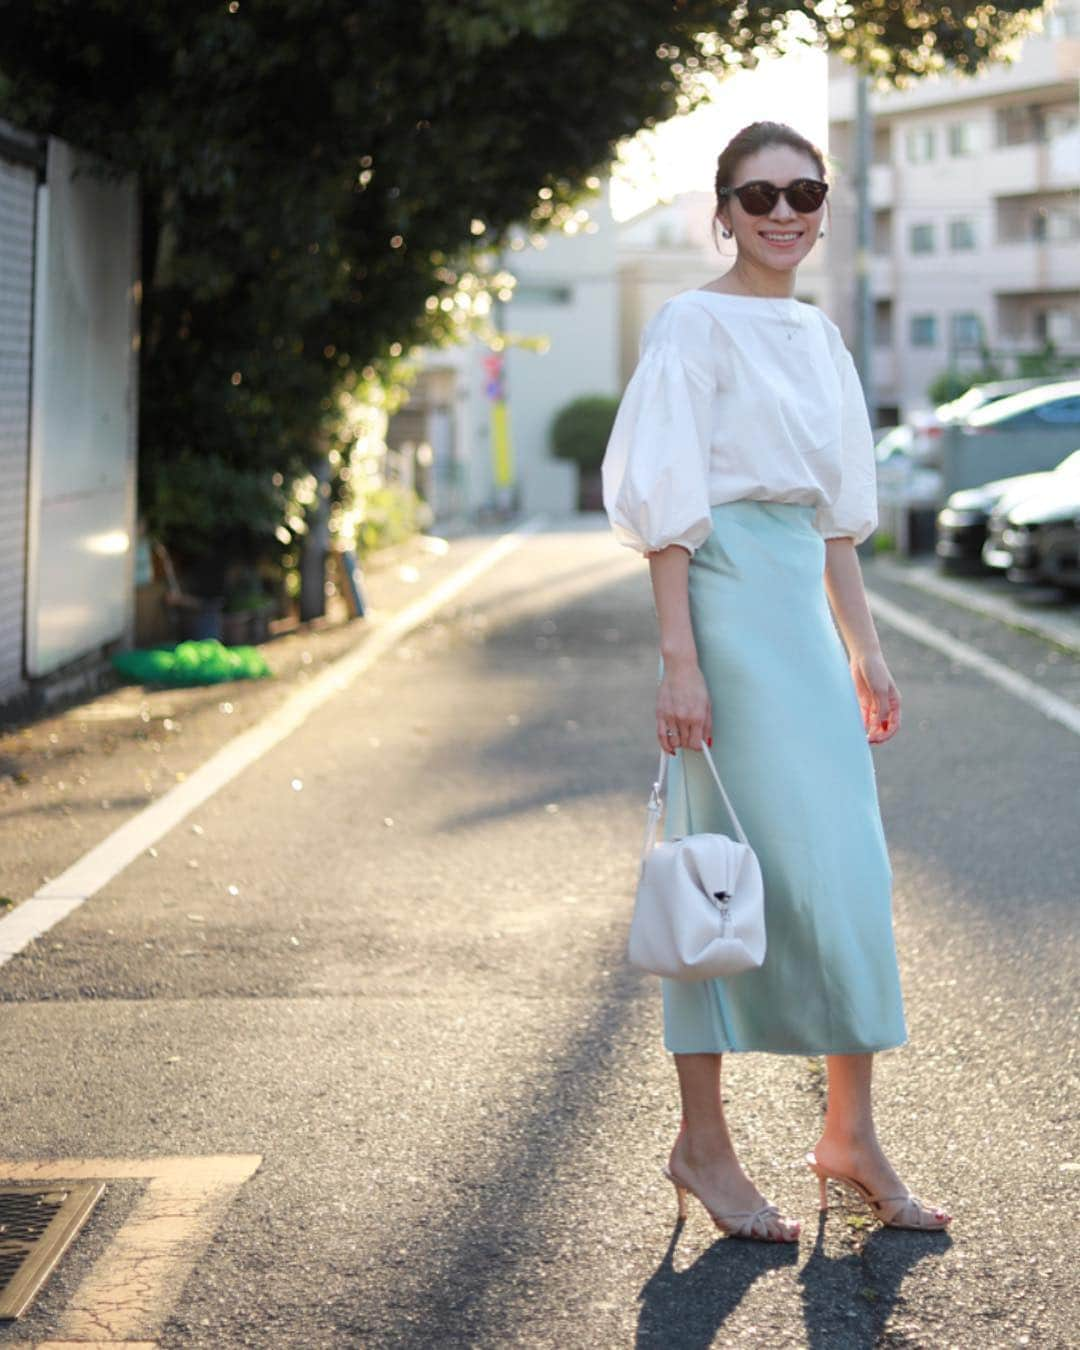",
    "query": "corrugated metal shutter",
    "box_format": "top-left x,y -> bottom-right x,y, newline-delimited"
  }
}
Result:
0,156 -> 35,702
